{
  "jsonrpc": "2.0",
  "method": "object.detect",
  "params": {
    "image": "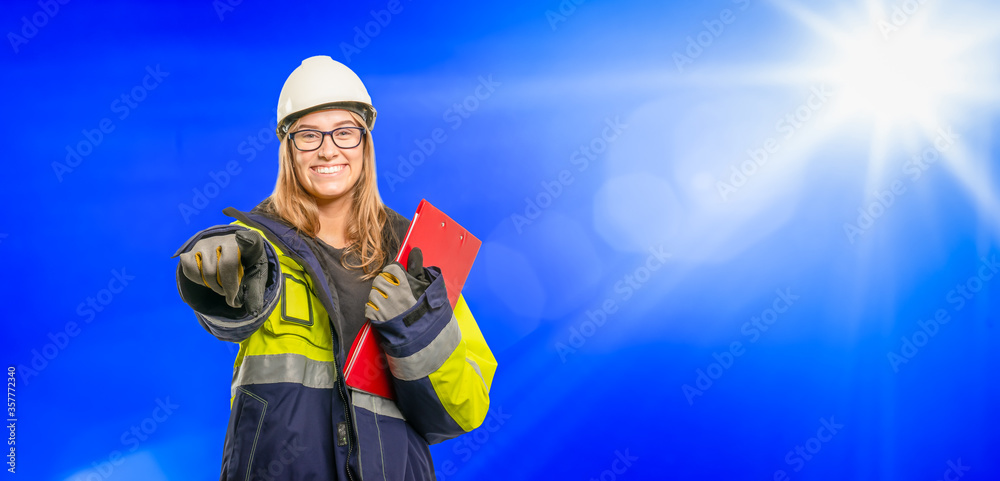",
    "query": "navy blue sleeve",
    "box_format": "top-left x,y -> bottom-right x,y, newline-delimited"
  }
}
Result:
174,225 -> 282,342
371,267 -> 489,443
